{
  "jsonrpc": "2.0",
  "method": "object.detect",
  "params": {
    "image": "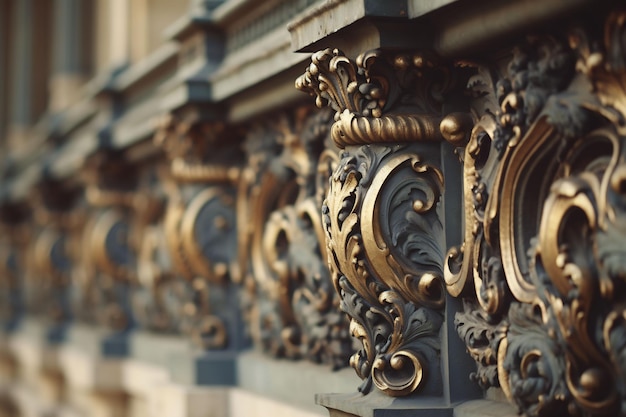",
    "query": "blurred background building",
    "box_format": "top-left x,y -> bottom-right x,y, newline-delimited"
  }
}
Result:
0,1 -> 625,417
